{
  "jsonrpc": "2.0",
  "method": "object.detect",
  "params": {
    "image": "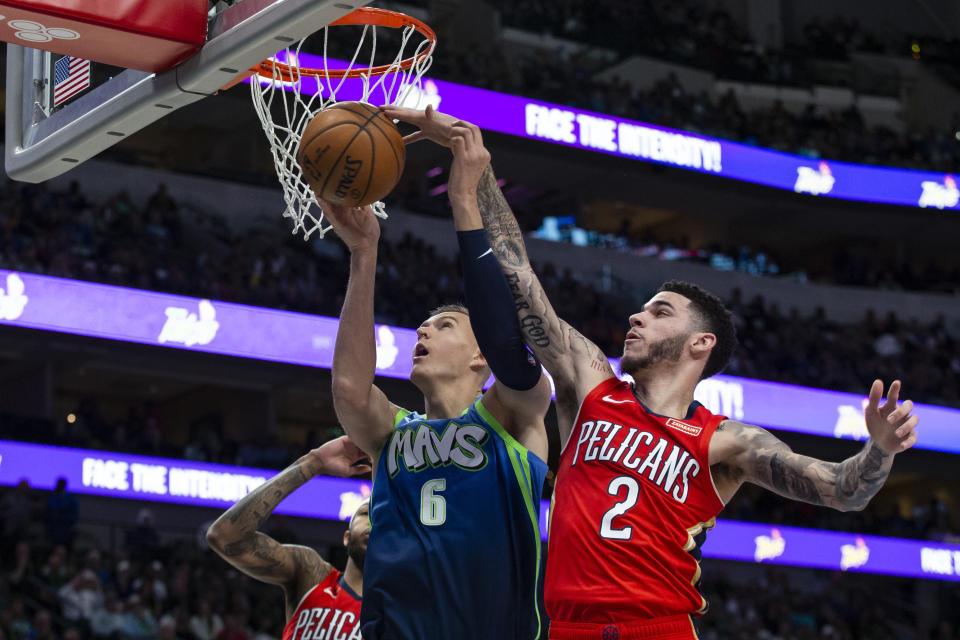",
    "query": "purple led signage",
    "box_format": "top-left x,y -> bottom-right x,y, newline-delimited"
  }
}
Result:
1,269 -> 956,453
702,520 -> 960,582
1,439 -> 957,581
0,269 -> 415,380
259,52 -> 959,211
0,439 -> 368,519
